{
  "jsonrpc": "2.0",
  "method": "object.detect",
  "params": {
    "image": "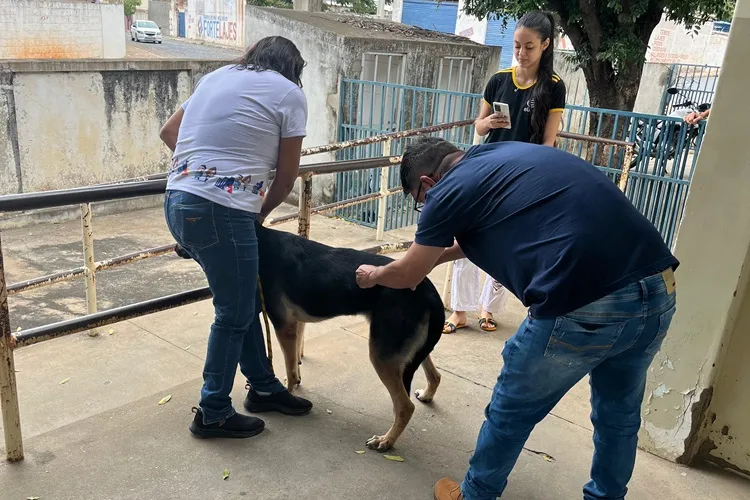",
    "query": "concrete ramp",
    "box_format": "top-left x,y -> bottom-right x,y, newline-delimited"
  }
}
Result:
2,322 -> 748,500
